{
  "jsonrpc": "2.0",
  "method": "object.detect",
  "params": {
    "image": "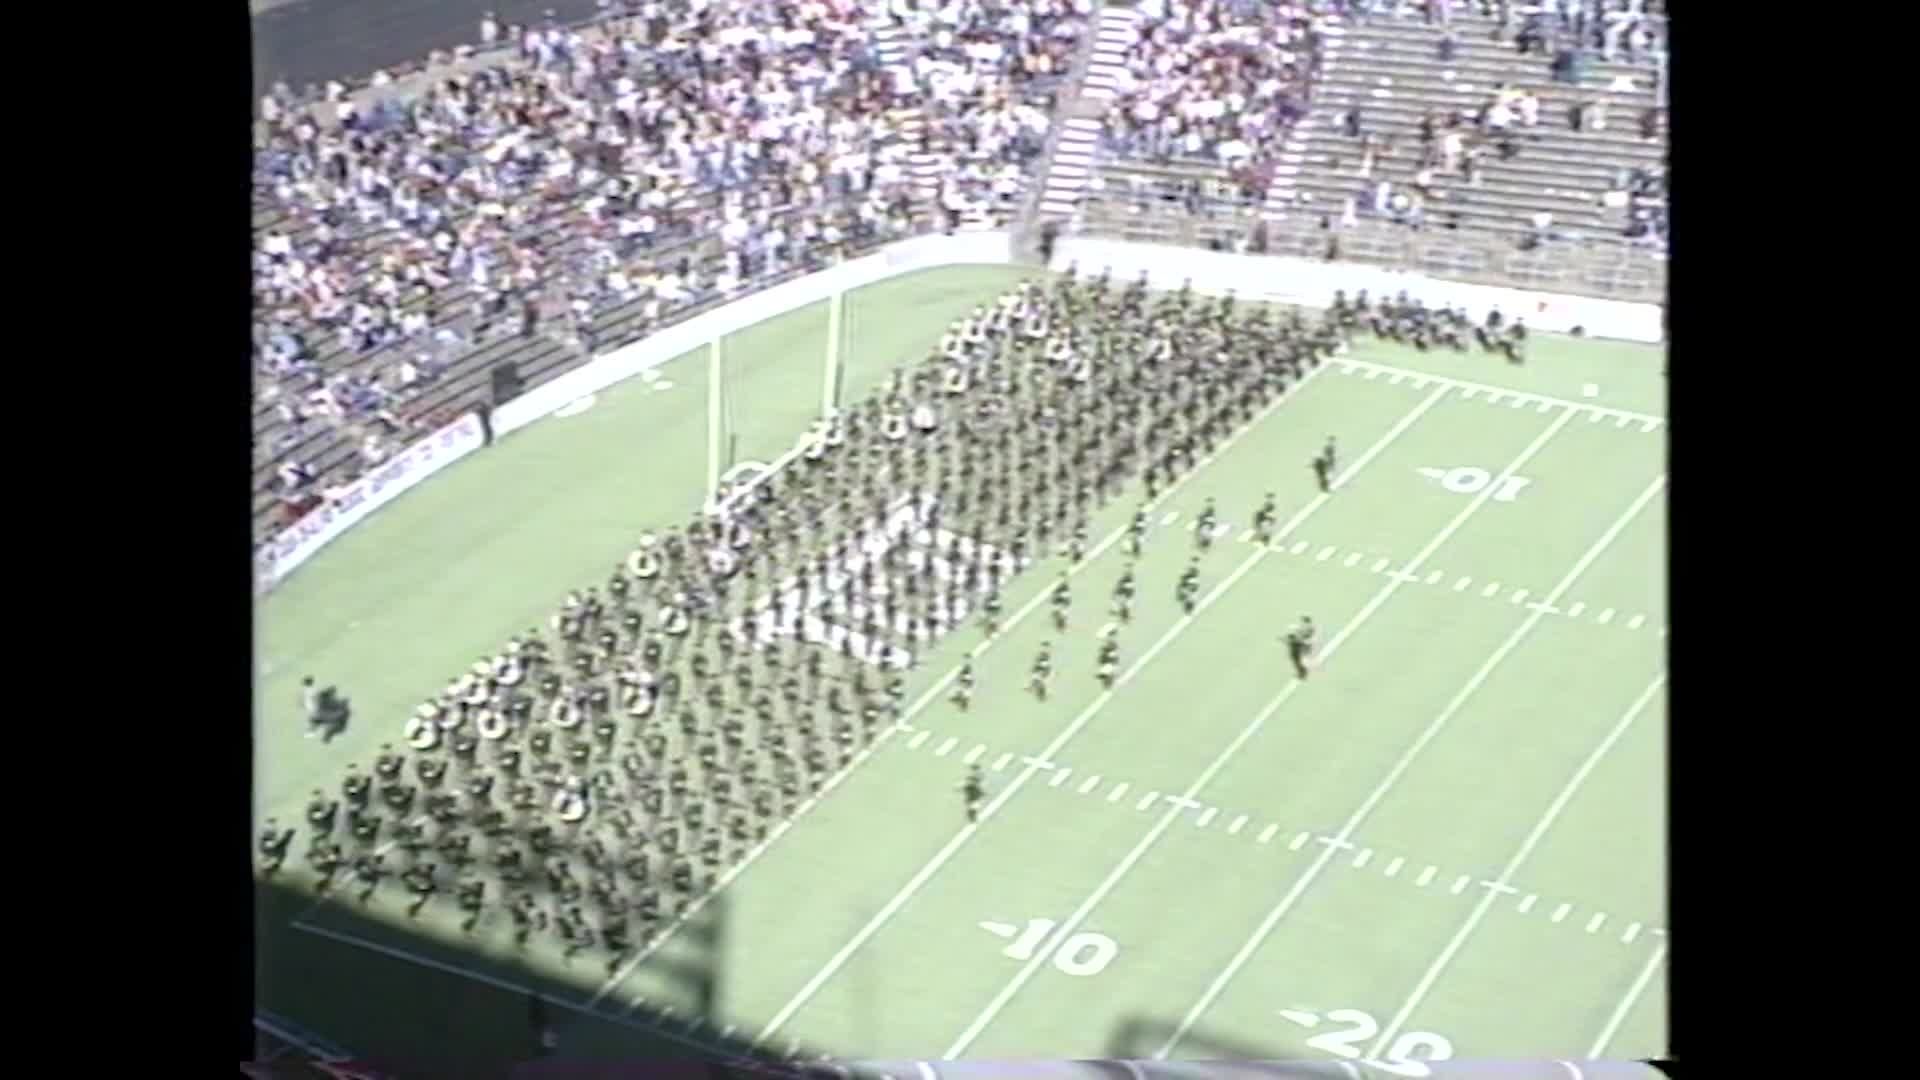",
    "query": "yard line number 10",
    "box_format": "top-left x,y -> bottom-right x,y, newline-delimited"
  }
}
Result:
998,918 -> 1120,976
